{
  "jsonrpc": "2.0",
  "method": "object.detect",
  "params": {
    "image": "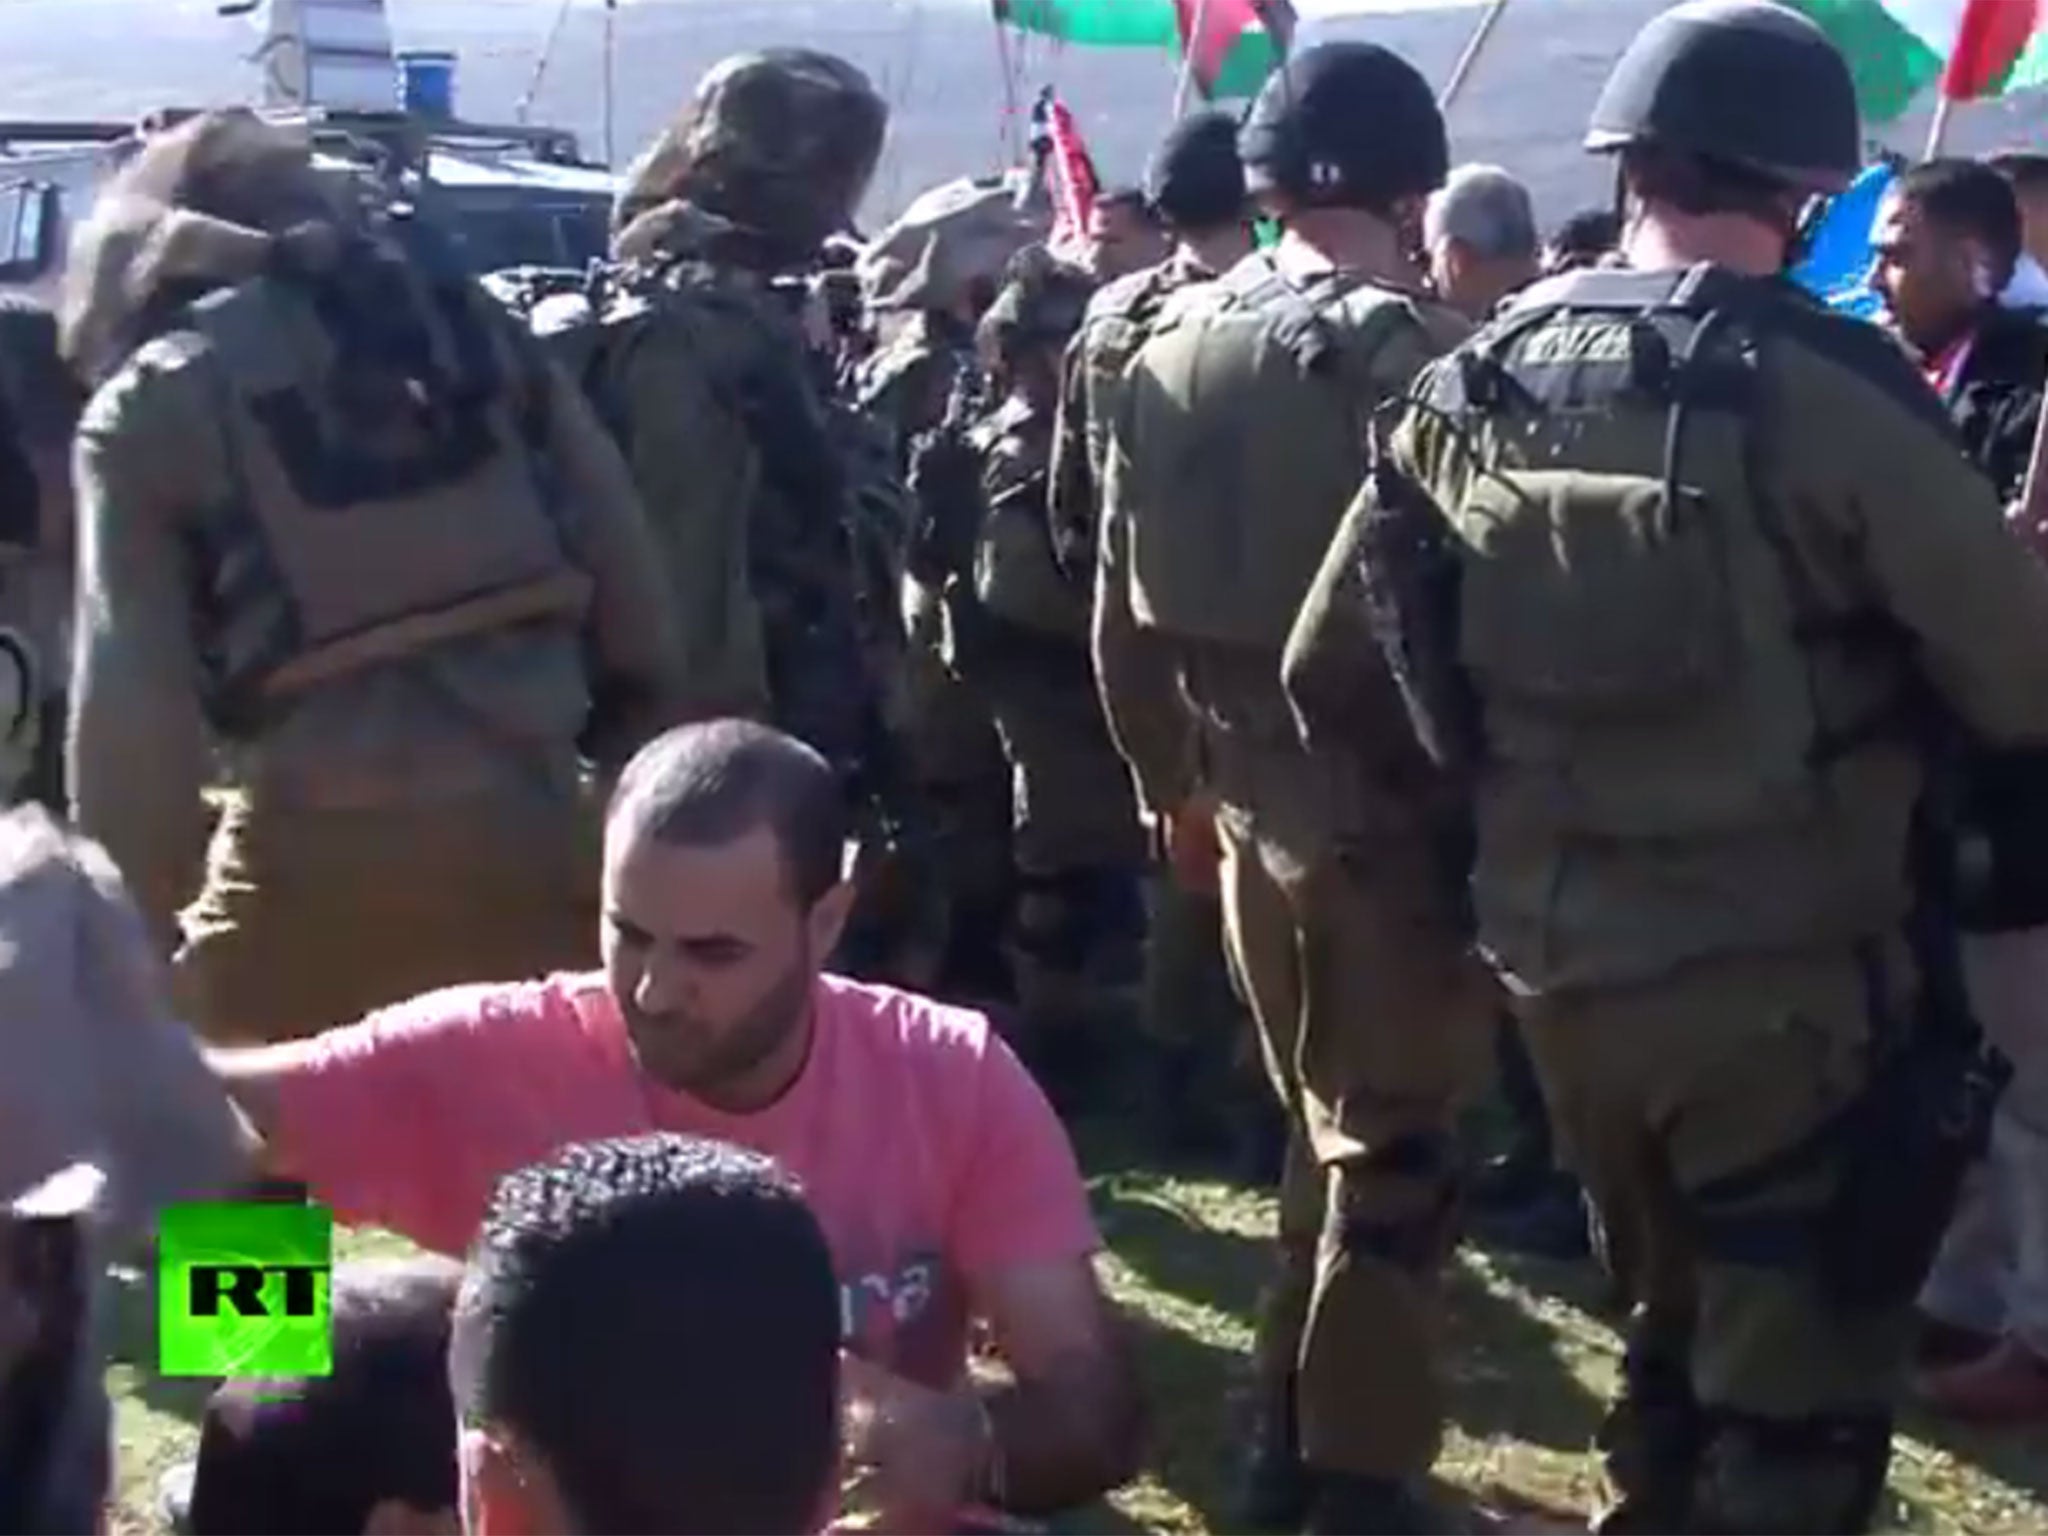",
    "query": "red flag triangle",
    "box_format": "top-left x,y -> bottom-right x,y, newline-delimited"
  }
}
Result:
1942,0 -> 2044,100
